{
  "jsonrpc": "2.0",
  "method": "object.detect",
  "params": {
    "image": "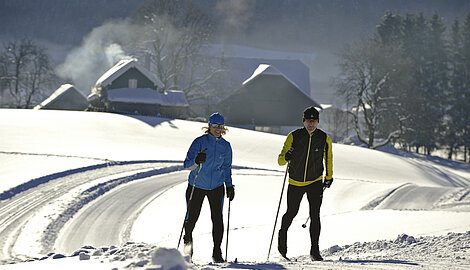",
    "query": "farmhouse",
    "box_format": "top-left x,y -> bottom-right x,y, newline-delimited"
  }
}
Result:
91,58 -> 188,118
